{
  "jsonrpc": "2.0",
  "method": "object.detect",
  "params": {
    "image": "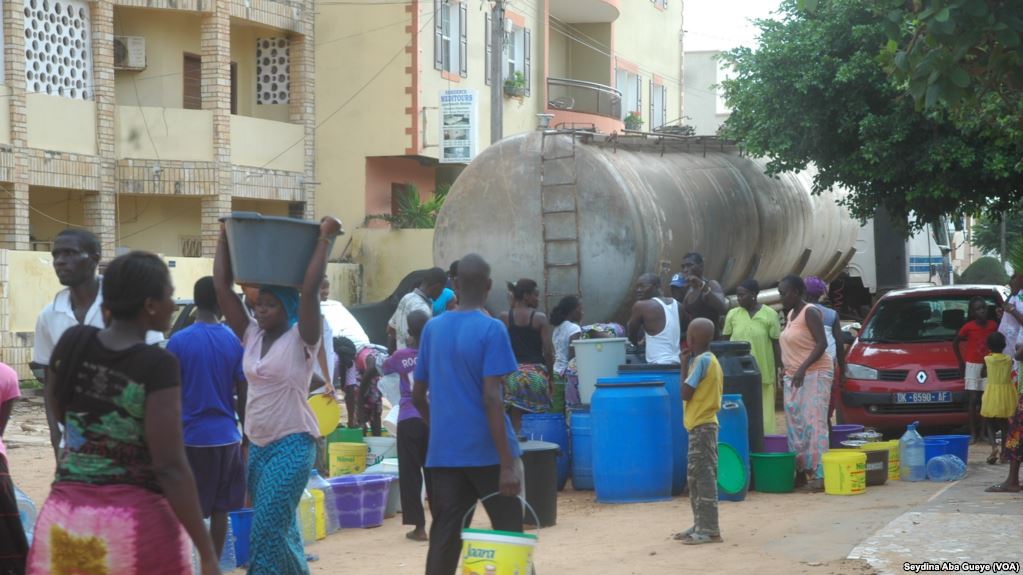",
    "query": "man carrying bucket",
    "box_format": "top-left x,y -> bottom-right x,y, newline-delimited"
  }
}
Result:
413,254 -> 526,575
